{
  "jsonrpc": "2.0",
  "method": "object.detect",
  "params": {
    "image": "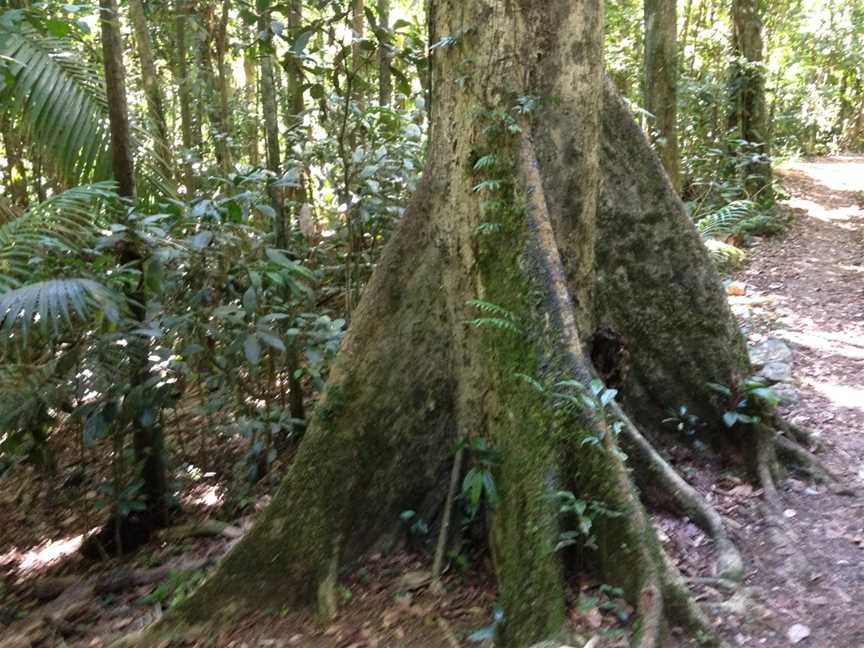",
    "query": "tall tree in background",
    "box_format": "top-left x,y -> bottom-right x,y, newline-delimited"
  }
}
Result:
172,0 -> 196,189
137,0 -> 808,645
729,0 -> 773,200
644,0 -> 681,191
99,0 -> 168,528
128,0 -> 172,179
377,0 -> 392,106
258,1 -> 306,427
